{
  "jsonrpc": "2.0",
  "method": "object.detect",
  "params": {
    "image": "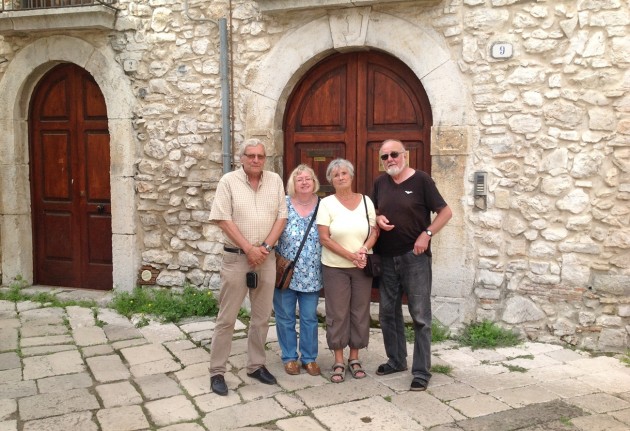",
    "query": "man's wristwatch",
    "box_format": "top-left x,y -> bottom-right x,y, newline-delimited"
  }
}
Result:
425,229 -> 433,238
261,242 -> 273,252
